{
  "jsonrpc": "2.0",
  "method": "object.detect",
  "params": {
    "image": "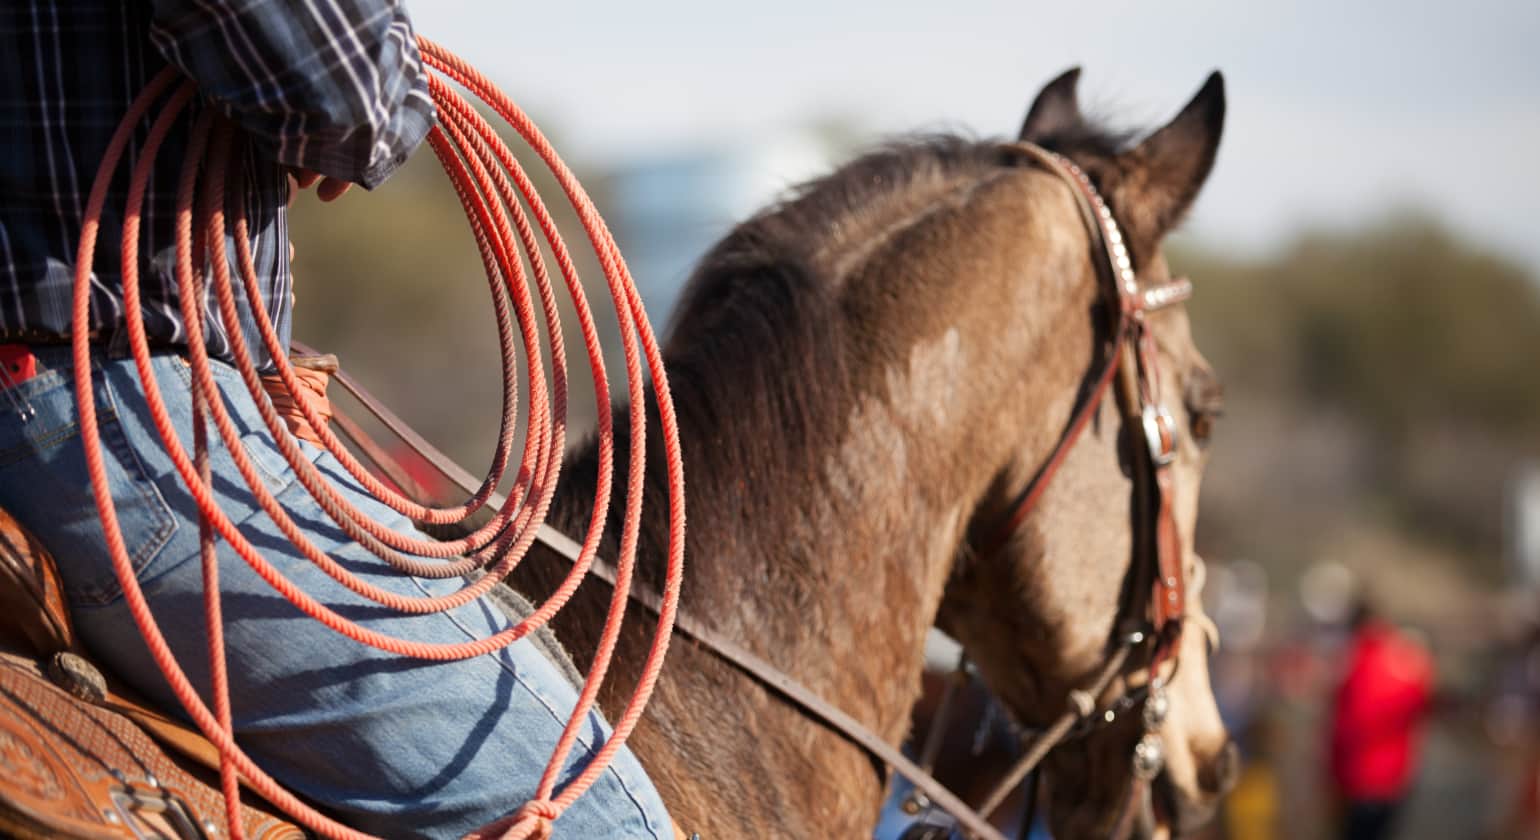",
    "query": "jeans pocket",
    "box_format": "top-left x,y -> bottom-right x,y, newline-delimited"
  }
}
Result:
0,361 -> 178,607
